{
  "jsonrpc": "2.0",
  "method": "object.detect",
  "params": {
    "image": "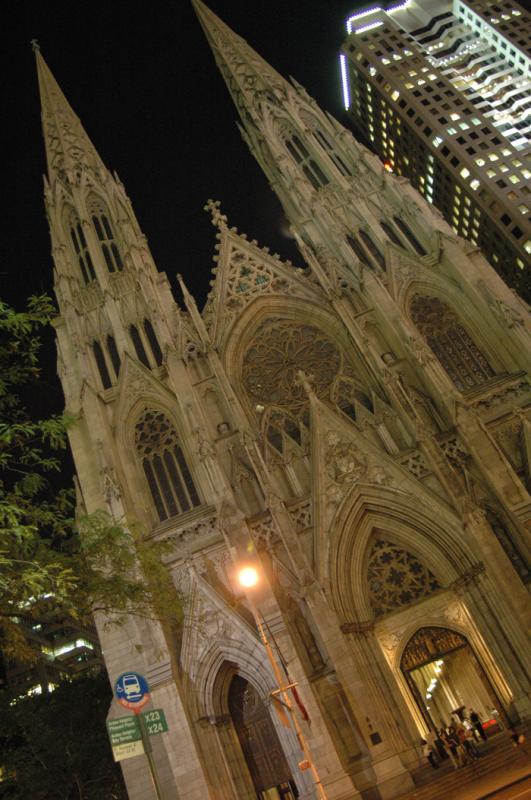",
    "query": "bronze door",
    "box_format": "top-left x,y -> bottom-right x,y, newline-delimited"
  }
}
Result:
229,675 -> 298,798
